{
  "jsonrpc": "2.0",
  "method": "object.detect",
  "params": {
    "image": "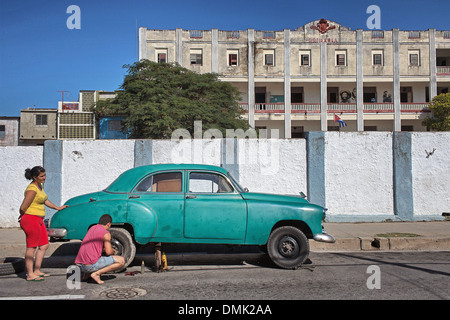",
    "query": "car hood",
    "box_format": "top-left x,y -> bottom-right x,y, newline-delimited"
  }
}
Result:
64,192 -> 100,206
240,192 -> 310,204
